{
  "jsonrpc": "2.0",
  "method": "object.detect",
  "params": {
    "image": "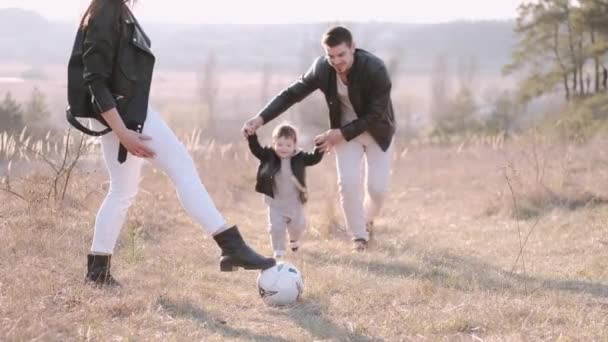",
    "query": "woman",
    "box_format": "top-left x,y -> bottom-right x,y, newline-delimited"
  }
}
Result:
69,0 -> 275,286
